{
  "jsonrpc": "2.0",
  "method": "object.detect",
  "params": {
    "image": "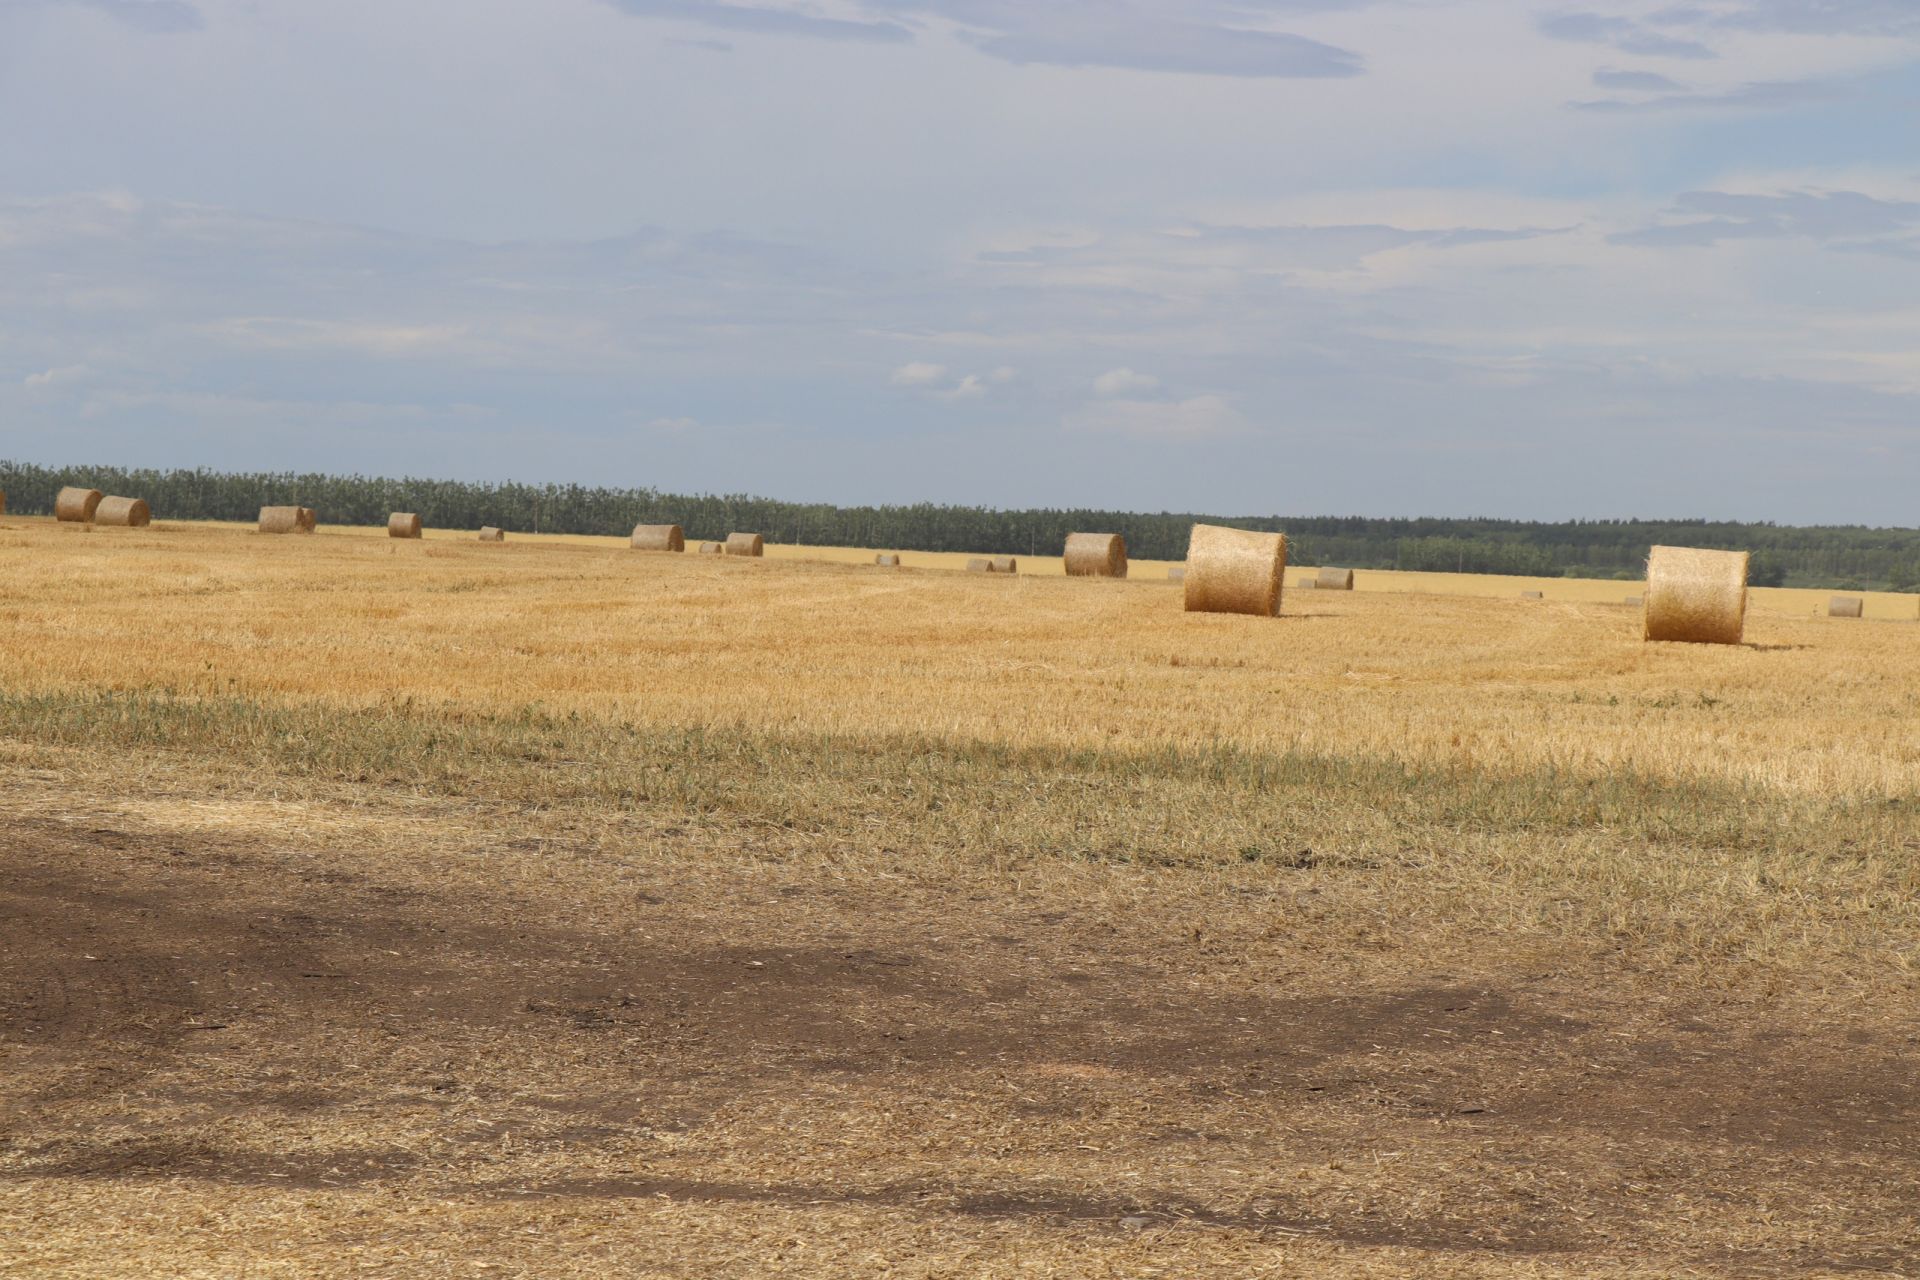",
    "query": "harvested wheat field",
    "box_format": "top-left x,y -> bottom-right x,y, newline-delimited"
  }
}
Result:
3,515 -> 1919,1279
